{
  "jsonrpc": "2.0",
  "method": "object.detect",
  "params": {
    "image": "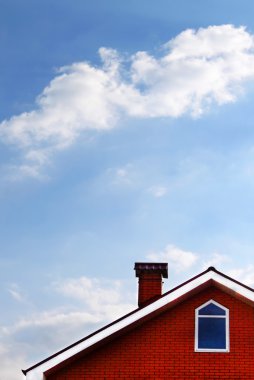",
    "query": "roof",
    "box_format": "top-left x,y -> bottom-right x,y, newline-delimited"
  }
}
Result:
23,266 -> 254,380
